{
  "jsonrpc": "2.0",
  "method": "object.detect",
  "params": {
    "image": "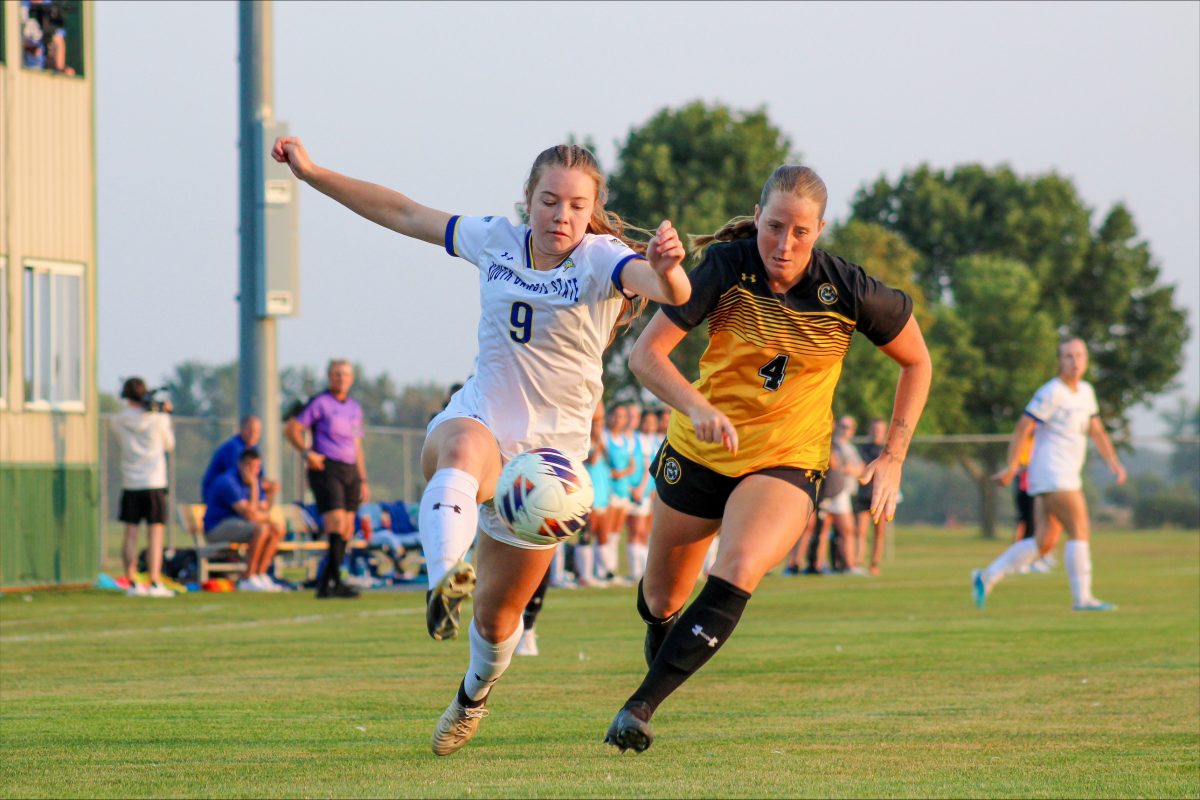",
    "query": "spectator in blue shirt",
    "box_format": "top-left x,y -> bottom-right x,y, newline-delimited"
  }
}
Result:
203,448 -> 285,592
201,415 -> 279,501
